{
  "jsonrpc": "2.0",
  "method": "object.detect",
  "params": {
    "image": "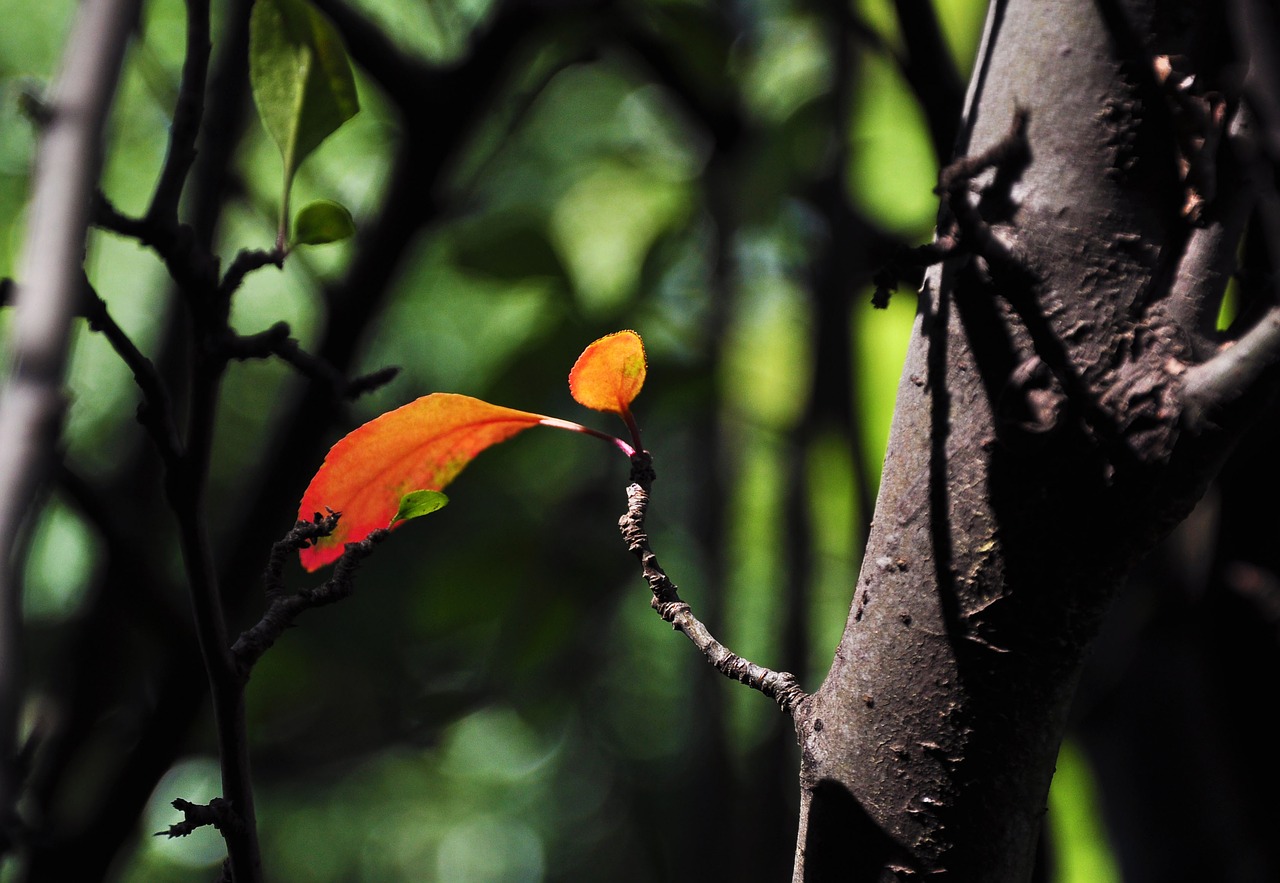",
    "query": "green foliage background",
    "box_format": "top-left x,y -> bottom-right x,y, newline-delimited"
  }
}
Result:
0,0 -> 1119,880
